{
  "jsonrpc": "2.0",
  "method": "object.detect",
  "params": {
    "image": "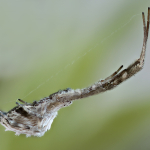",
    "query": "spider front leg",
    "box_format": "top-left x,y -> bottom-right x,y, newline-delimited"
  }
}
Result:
55,8 -> 150,102
106,8 -> 150,88
100,9 -> 149,91
104,65 -> 123,81
94,8 -> 149,92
